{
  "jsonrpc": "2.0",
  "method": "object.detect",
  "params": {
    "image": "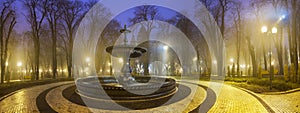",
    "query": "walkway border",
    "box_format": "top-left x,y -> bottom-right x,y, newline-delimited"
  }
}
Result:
234,86 -> 275,113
